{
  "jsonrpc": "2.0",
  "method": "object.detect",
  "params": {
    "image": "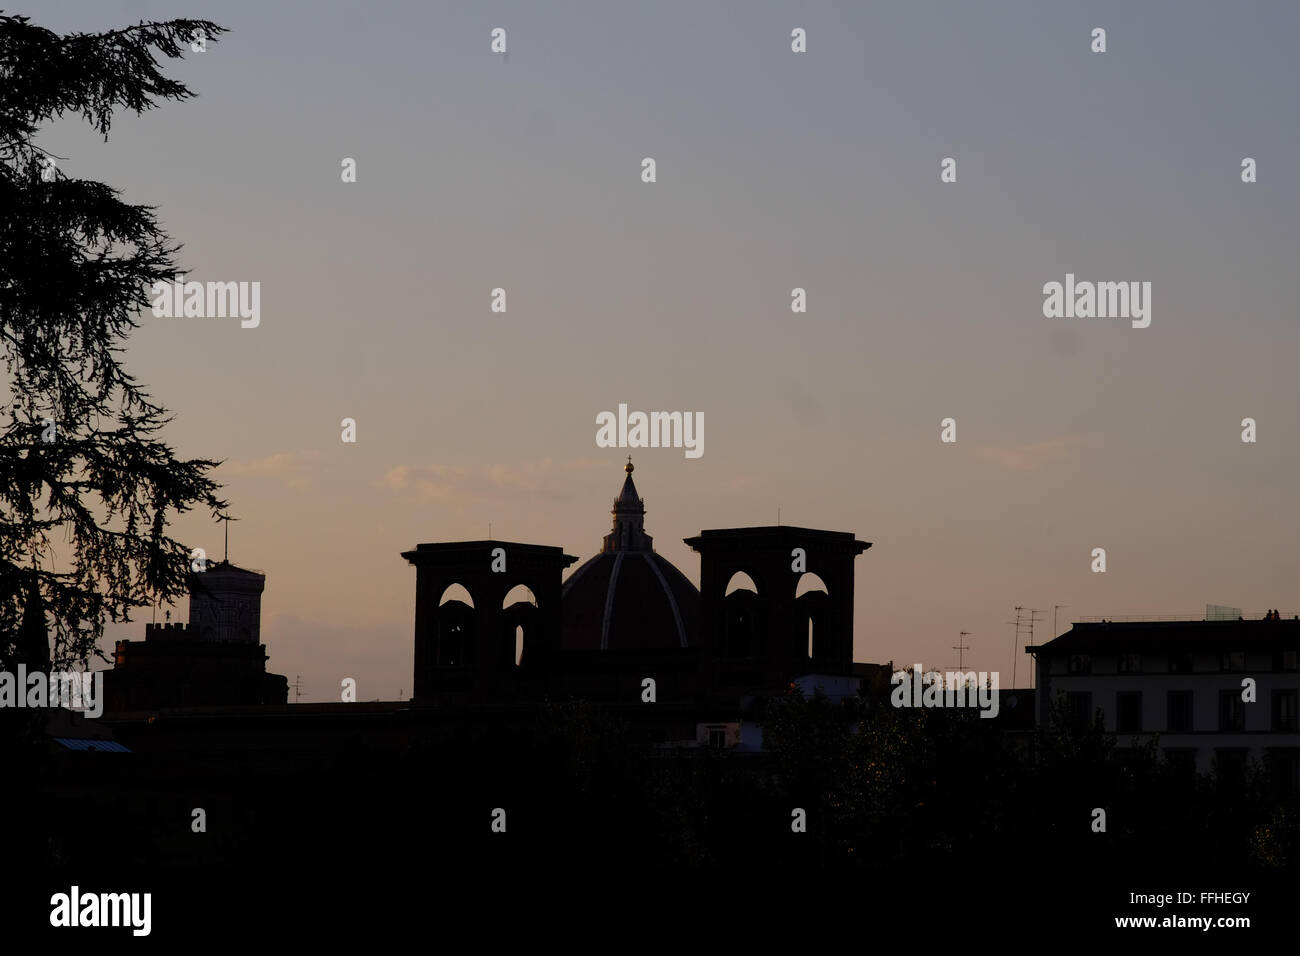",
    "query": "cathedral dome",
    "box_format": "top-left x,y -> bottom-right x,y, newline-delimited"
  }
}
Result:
561,459 -> 699,650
